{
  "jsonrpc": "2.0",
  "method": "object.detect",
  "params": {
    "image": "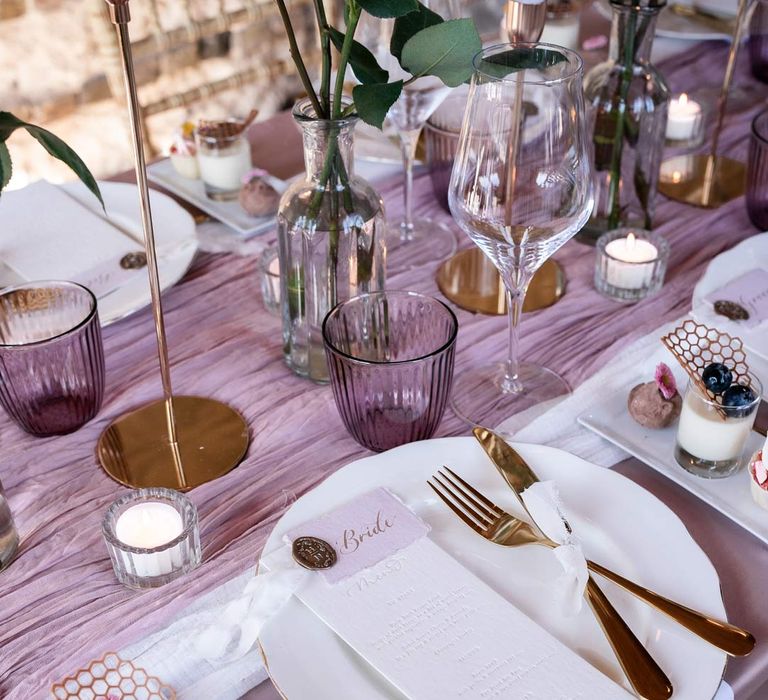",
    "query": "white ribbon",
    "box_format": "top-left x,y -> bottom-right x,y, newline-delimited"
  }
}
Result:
196,546 -> 307,663
521,481 -> 589,616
